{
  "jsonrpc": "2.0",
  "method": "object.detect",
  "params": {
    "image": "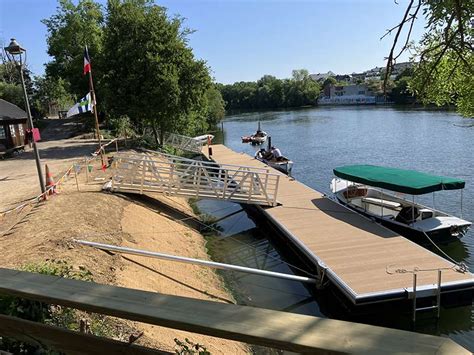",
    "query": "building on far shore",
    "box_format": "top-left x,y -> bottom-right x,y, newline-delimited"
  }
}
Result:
318,84 -> 376,105
0,99 -> 28,153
